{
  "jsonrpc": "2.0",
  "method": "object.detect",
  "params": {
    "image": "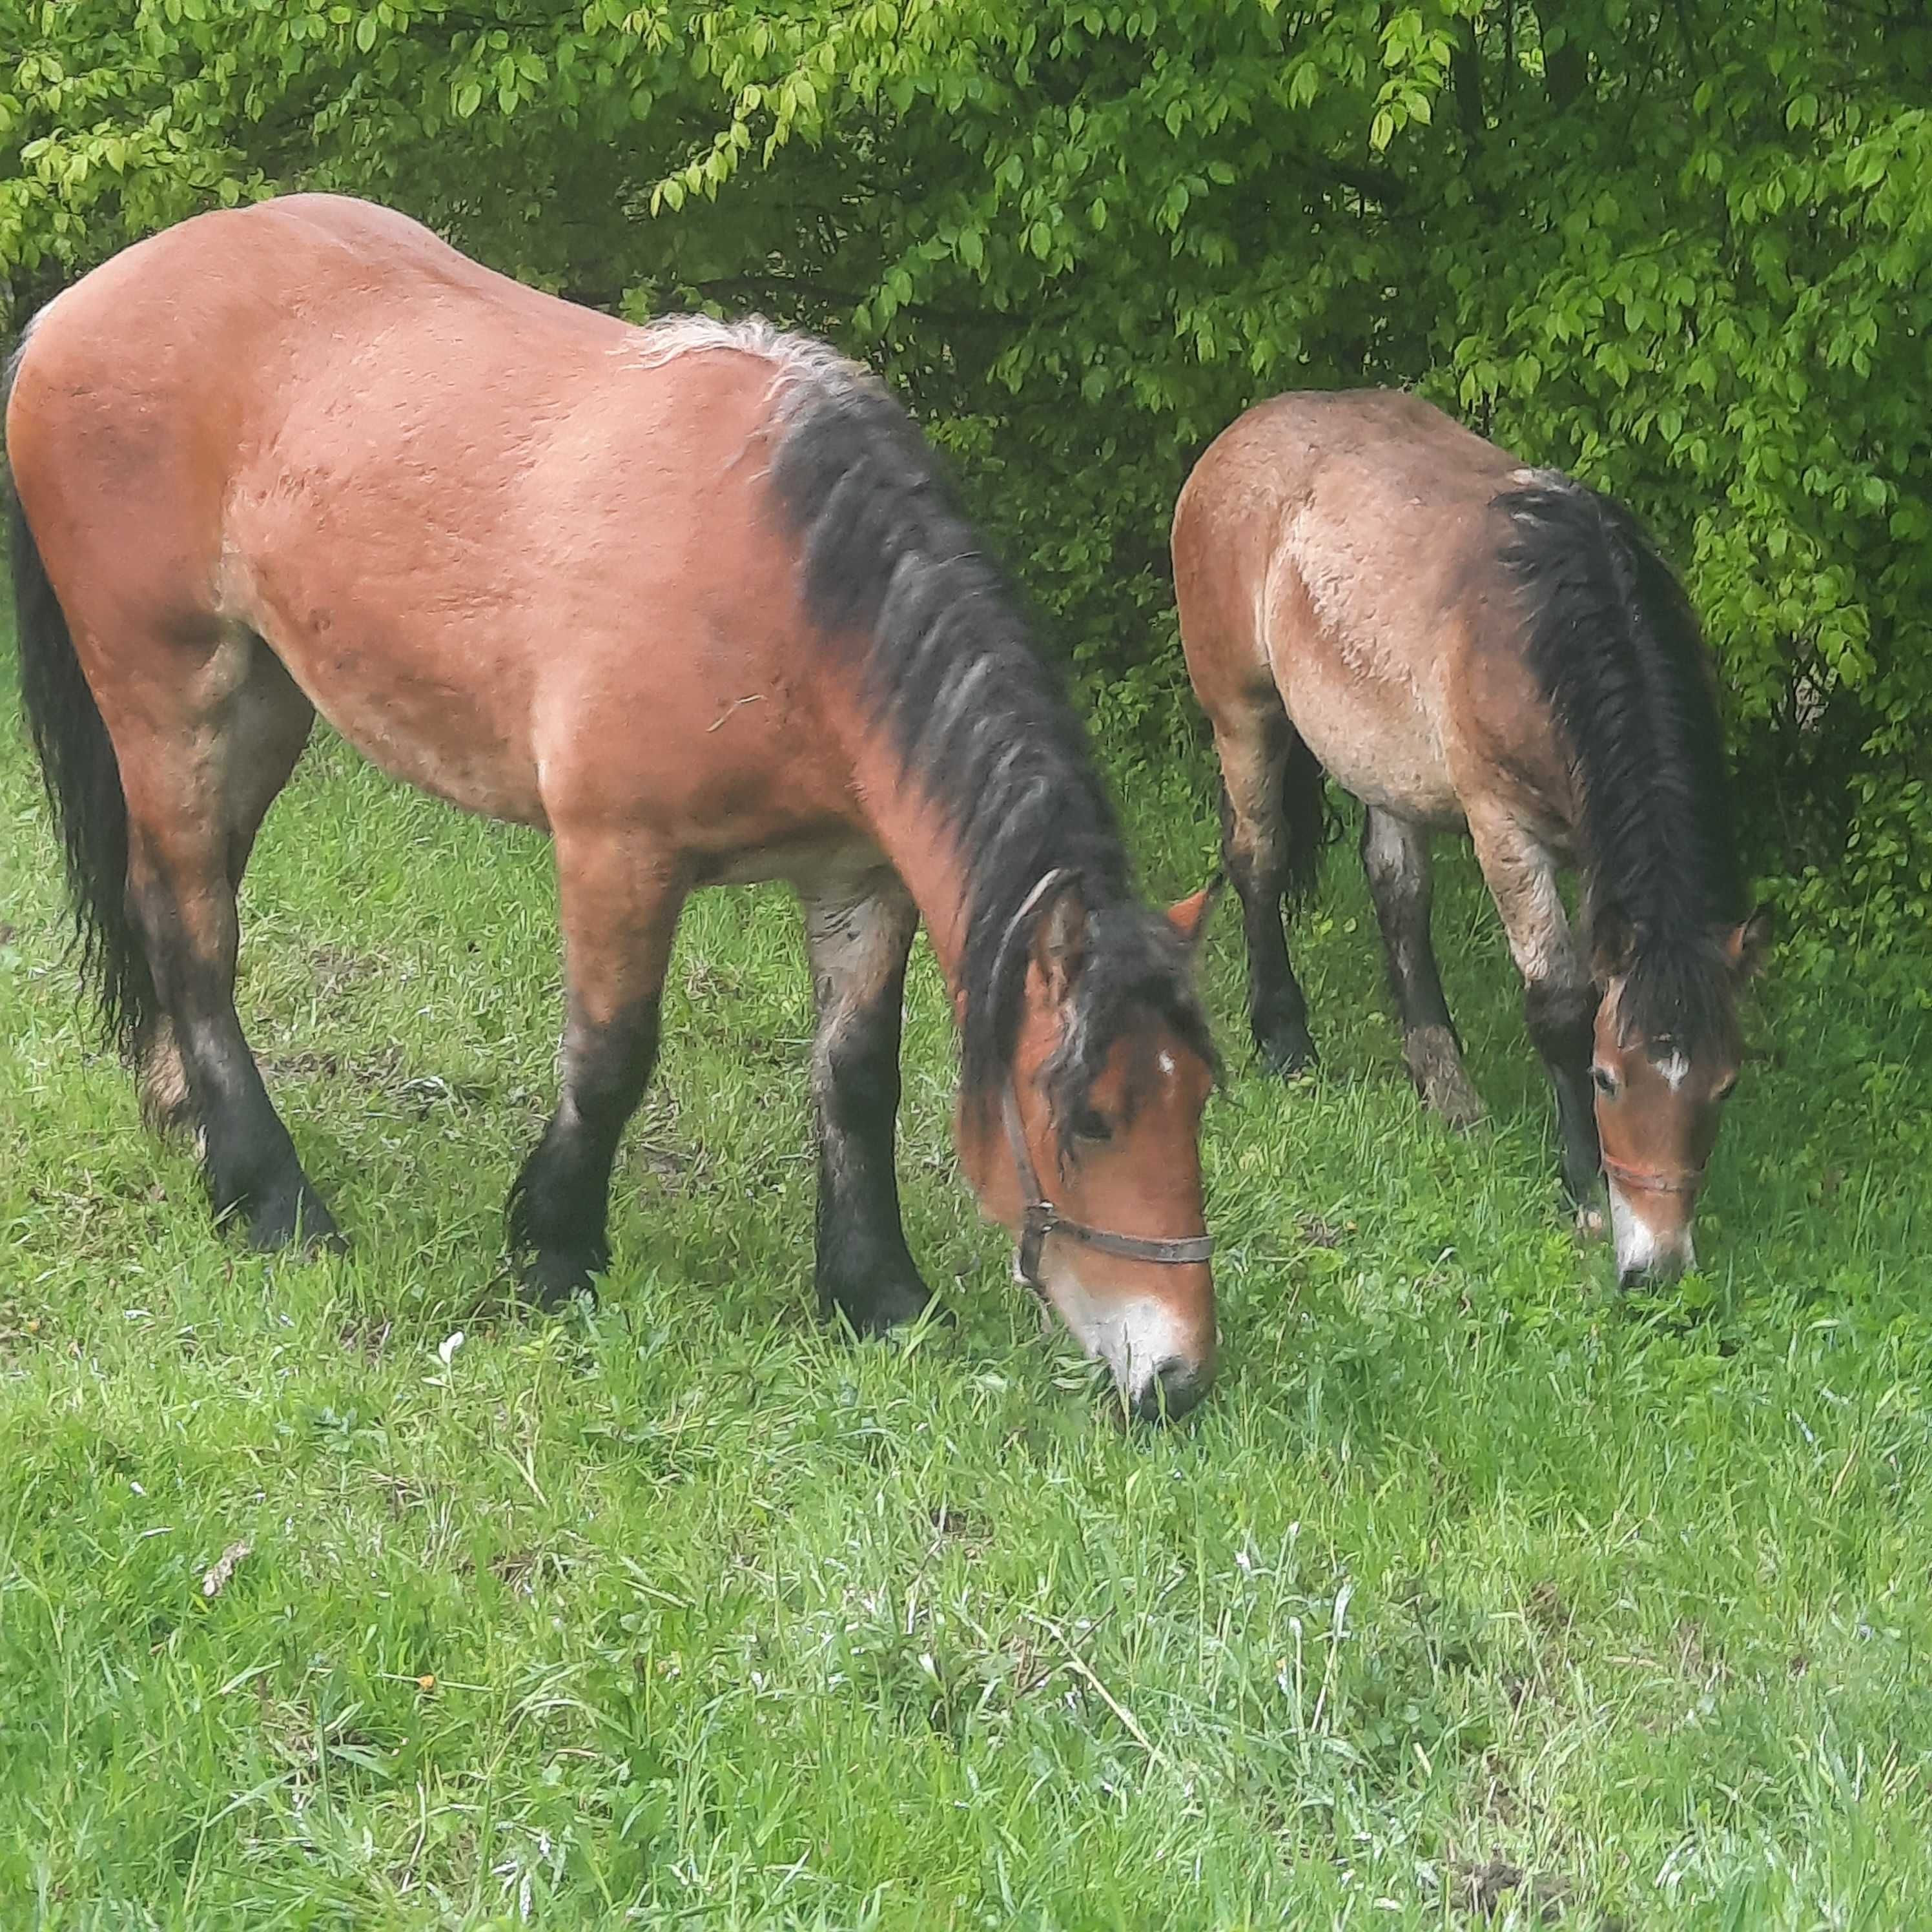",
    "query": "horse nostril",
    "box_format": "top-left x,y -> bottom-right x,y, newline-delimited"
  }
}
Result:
1619,1256 -> 1689,1290
1130,1355 -> 1210,1424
